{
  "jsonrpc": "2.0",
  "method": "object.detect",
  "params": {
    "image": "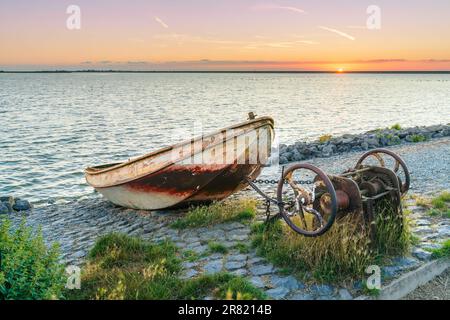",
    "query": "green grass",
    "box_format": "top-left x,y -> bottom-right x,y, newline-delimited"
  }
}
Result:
251,199 -> 411,283
181,273 -> 267,300
431,191 -> 450,208
426,192 -> 450,218
251,217 -> 372,283
363,282 -> 381,297
208,242 -> 228,254
410,134 -> 427,143
376,133 -> 401,145
428,208 -> 450,219
182,250 -> 201,262
431,240 -> 450,259
67,233 -> 266,300
233,243 -> 250,254
170,198 -> 257,229
371,199 -> 411,257
318,134 -> 332,143
390,123 -> 402,130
